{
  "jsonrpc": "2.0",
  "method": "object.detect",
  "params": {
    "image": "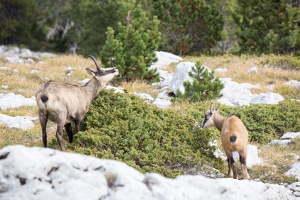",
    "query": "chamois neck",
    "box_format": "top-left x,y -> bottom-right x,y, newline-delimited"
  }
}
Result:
83,77 -> 104,100
213,112 -> 227,132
